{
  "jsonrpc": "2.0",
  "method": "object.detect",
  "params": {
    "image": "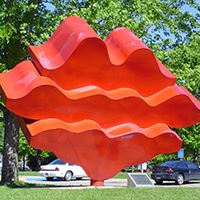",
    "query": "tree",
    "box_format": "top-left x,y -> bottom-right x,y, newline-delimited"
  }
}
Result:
0,0 -> 53,184
0,109 -> 19,185
18,131 -> 55,171
149,33 -> 200,166
49,0 -> 199,50
0,116 -> 4,154
162,33 -> 200,163
18,130 -> 35,171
